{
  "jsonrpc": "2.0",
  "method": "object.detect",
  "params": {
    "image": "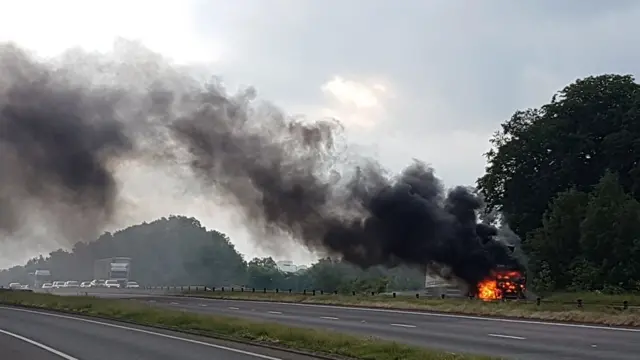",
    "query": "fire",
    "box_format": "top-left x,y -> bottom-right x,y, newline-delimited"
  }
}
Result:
476,270 -> 525,301
477,279 -> 501,301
